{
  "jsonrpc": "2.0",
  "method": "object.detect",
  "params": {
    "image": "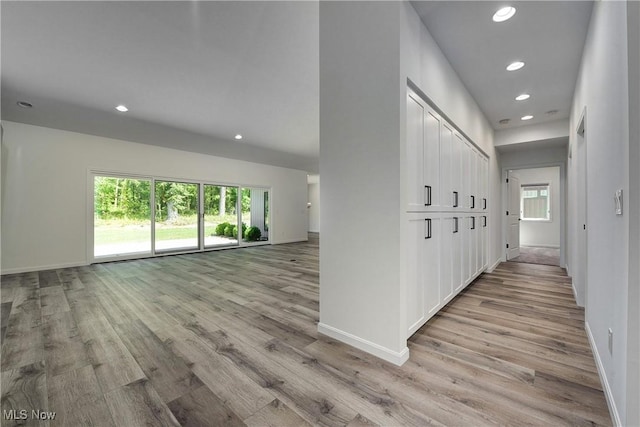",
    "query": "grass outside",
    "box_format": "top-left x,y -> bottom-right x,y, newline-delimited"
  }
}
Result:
94,214 -> 251,245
